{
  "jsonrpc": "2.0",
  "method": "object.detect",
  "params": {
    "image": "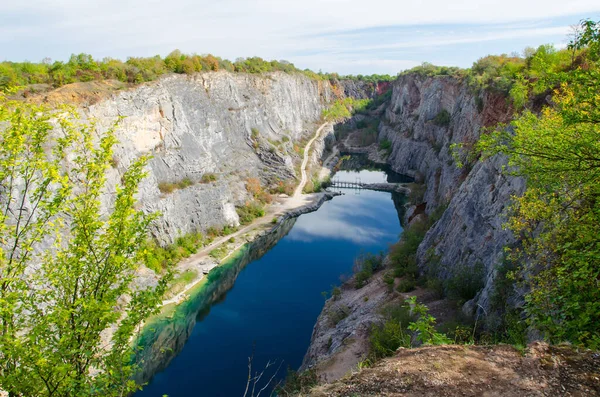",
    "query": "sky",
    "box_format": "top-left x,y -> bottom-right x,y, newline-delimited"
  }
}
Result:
1,1 -> 600,75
